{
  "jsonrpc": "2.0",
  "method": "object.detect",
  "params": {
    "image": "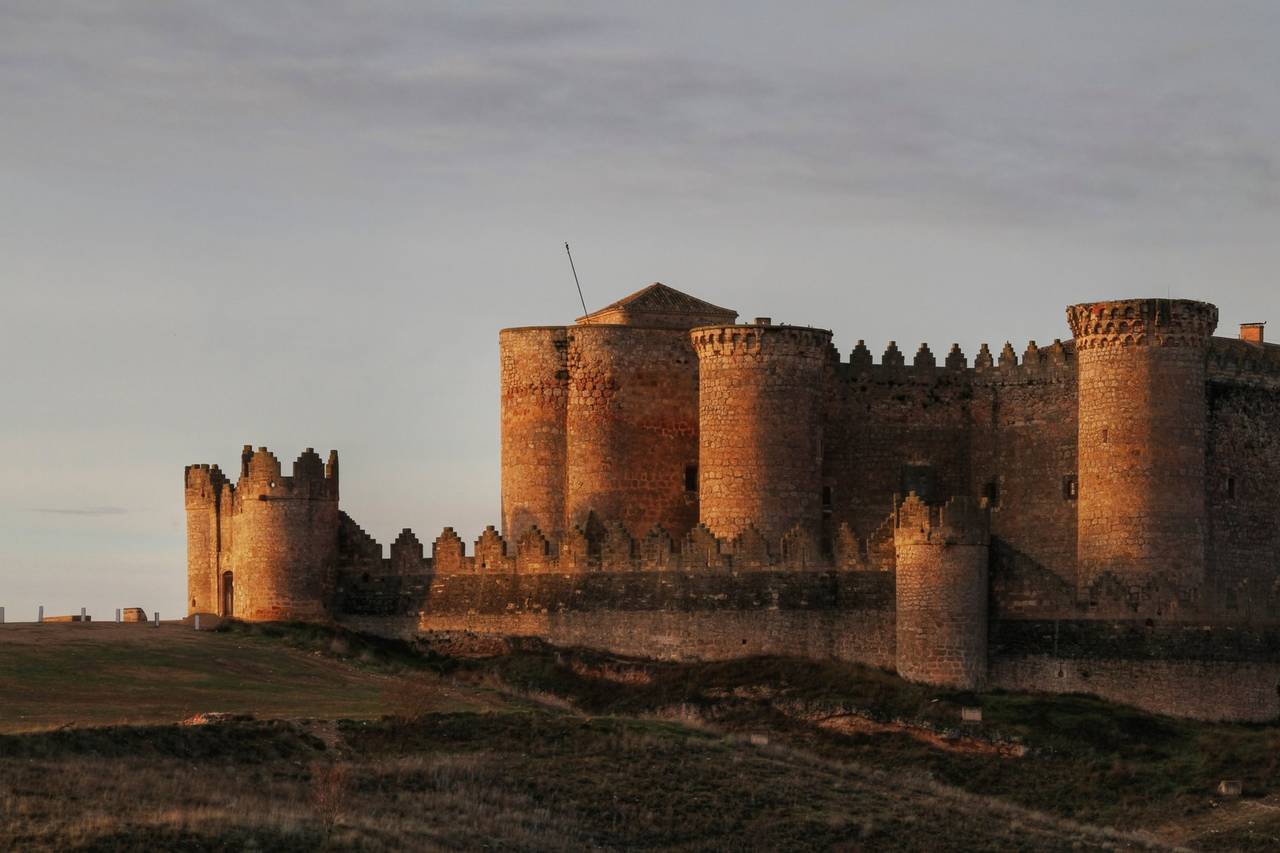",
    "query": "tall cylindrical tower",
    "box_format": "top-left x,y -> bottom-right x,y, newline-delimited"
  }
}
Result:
184,463 -> 227,615
691,322 -> 832,542
500,327 -> 569,543
893,495 -> 990,690
565,324 -> 700,539
1067,298 -> 1217,593
227,447 -> 340,621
